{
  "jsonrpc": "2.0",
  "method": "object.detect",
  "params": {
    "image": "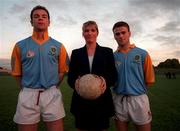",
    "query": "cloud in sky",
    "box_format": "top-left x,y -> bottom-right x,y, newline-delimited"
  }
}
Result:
158,21 -> 180,33
0,0 -> 180,66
